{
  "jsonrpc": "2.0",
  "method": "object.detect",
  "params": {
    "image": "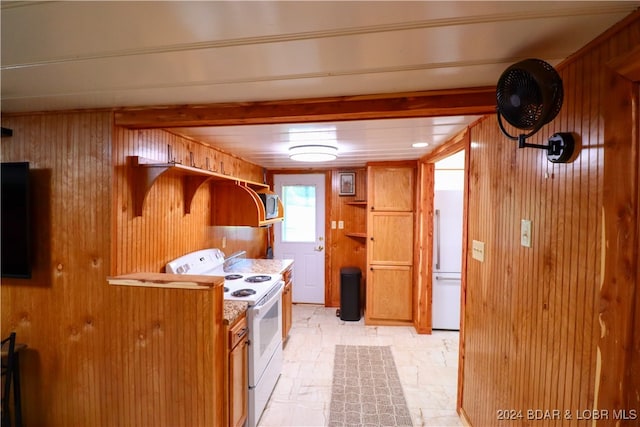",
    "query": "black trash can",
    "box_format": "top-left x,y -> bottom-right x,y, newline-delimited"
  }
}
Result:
340,267 -> 362,321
